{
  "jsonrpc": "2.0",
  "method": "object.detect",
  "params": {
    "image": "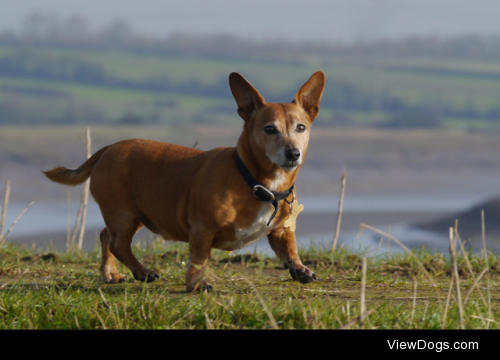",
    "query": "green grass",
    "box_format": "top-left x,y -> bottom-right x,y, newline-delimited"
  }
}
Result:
5,44 -> 500,129
1,239 -> 499,329
0,75 -> 232,124
64,47 -> 500,111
